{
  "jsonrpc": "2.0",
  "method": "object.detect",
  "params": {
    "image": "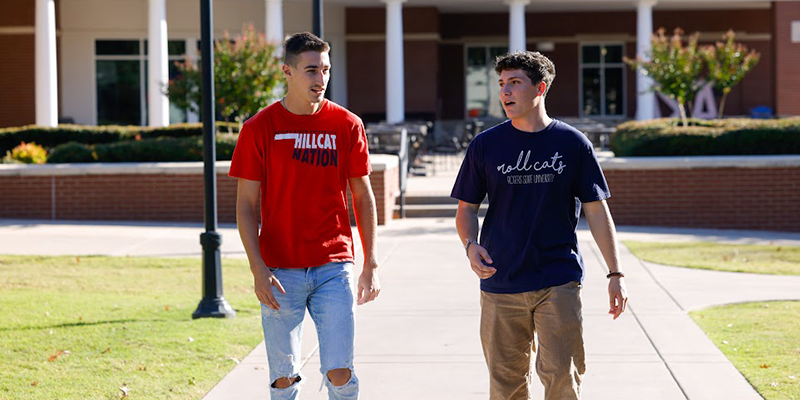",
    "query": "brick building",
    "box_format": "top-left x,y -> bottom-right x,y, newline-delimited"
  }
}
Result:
1,0 -> 799,128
